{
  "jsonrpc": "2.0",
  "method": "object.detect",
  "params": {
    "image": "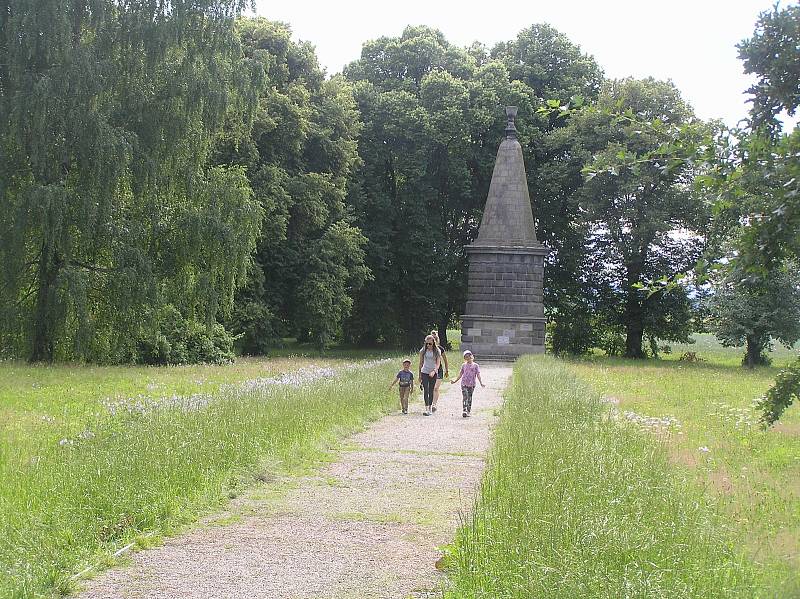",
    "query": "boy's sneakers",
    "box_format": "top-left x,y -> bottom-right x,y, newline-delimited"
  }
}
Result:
462,411 -> 468,418
431,406 -> 437,413
402,409 -> 408,415
423,411 -> 430,416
